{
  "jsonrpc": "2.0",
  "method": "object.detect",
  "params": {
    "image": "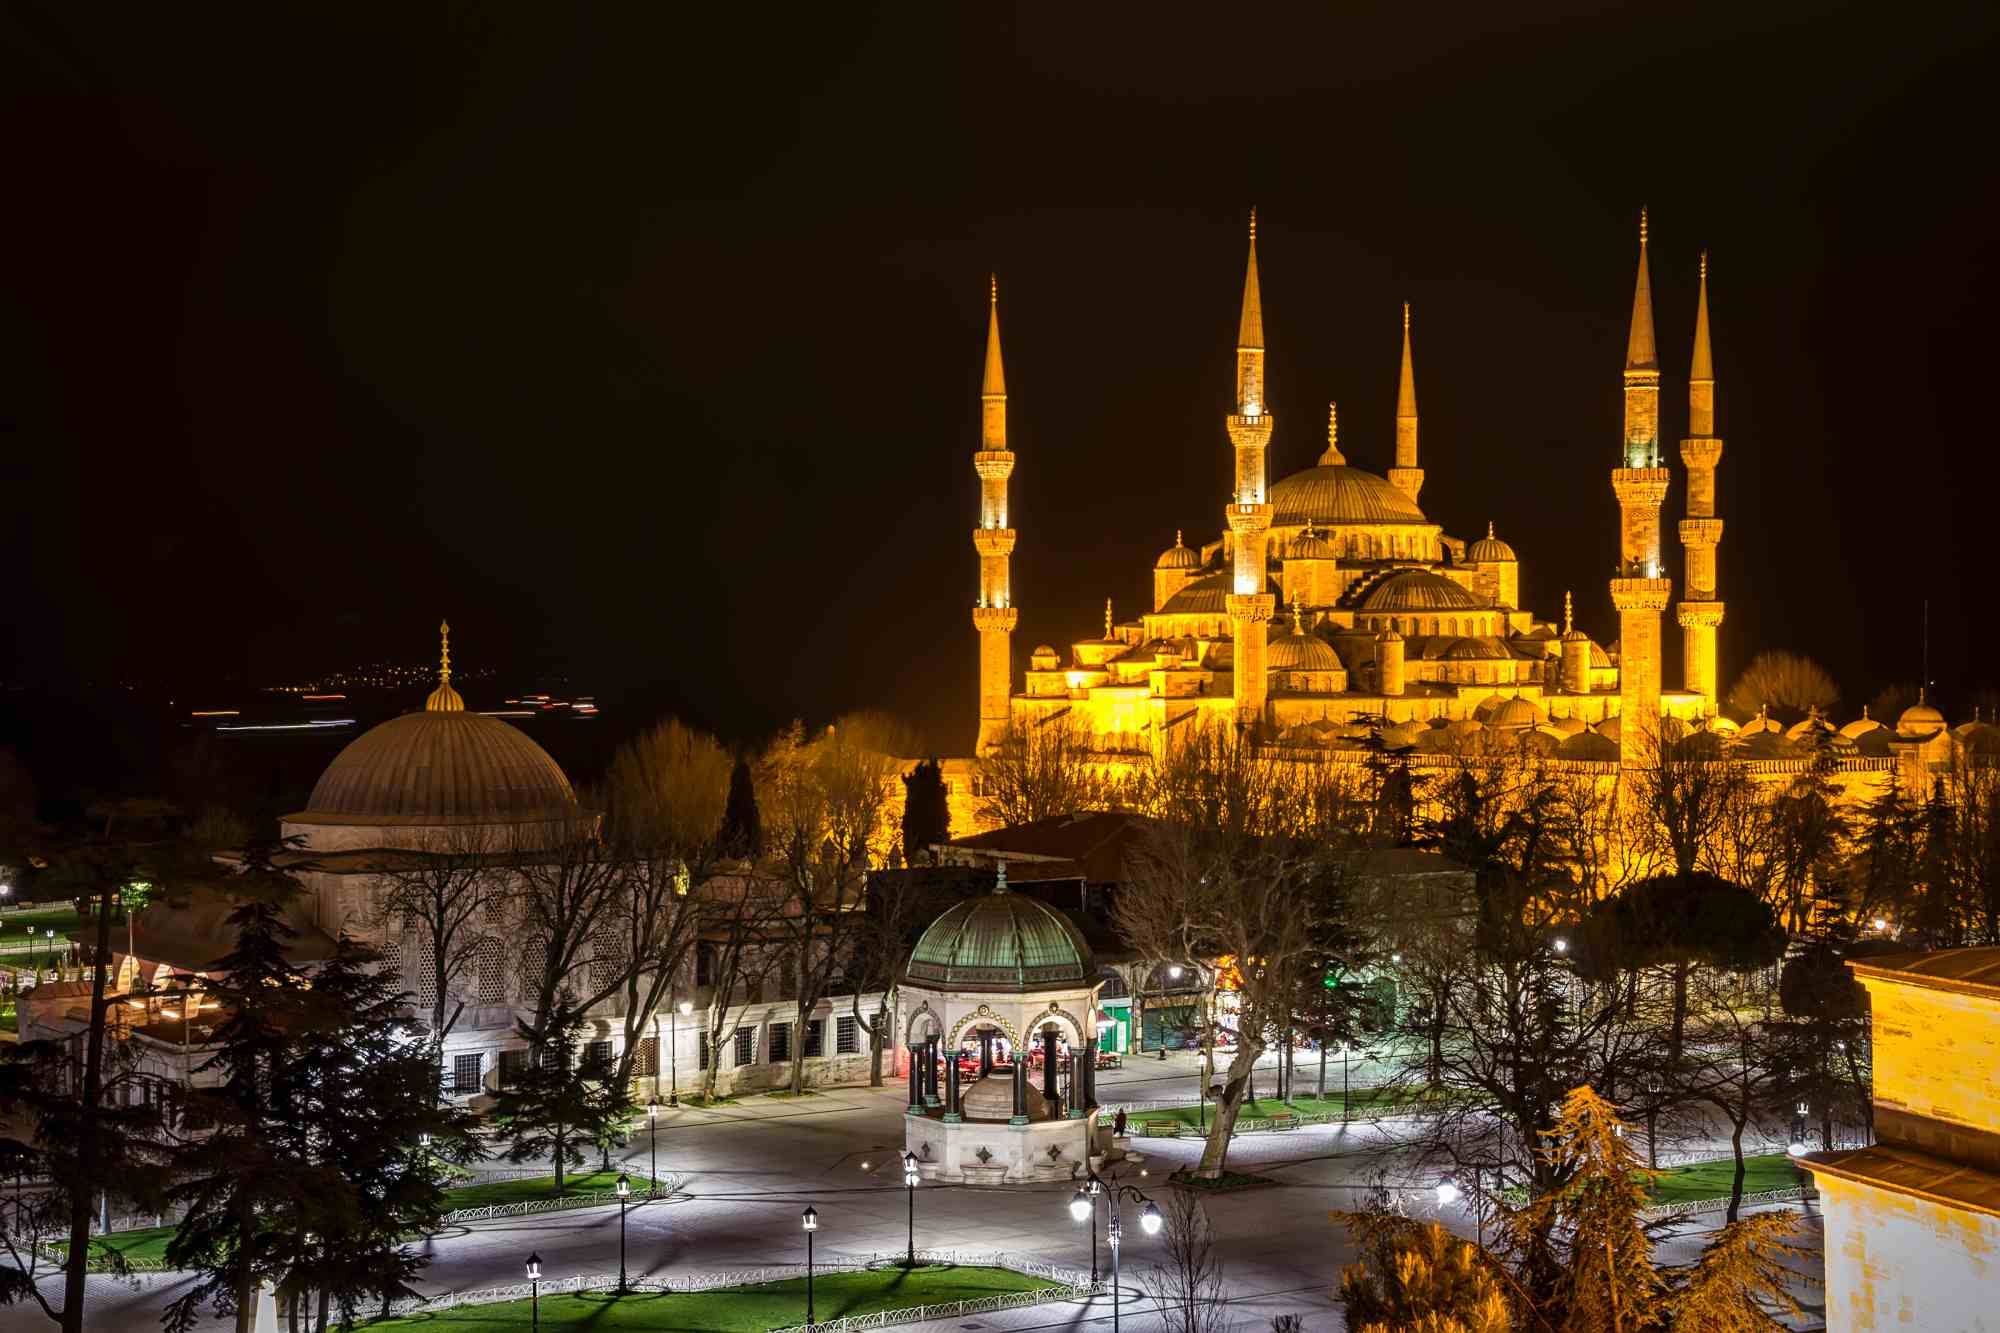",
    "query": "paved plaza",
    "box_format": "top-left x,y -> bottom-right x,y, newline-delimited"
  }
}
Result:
22,1052 -> 1825,1332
